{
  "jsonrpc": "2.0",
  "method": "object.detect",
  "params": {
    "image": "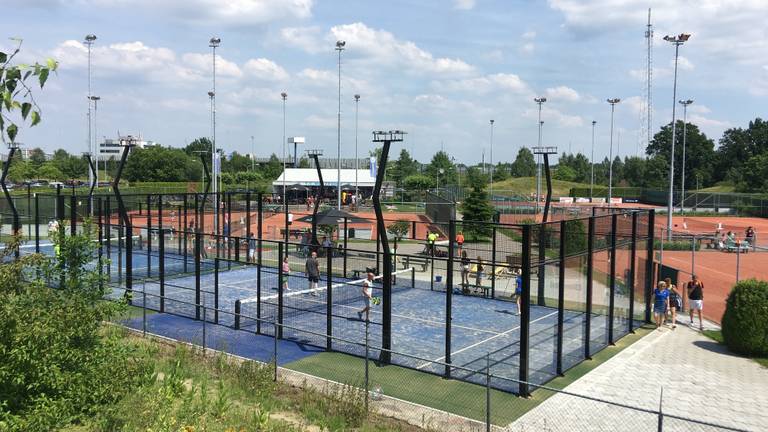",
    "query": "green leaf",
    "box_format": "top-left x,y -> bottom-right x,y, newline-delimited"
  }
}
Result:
2,91 -> 11,110
38,68 -> 49,88
31,111 -> 41,127
23,70 -> 31,80
46,58 -> 57,71
7,124 -> 18,142
21,102 -> 31,120
0,52 -> 7,63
